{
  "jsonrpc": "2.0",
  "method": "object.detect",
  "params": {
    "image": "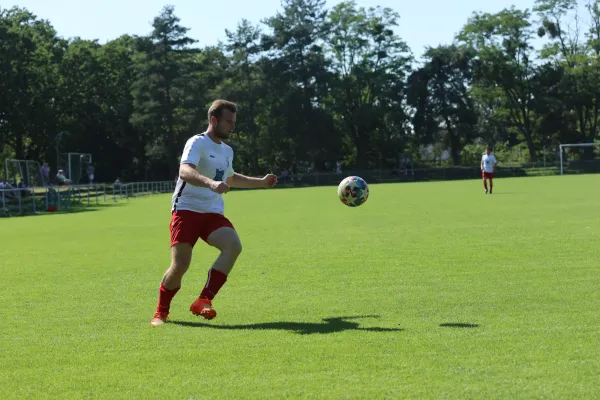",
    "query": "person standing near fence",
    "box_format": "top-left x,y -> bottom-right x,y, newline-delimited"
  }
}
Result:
150,99 -> 278,327
40,162 -> 50,186
87,164 -> 95,184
